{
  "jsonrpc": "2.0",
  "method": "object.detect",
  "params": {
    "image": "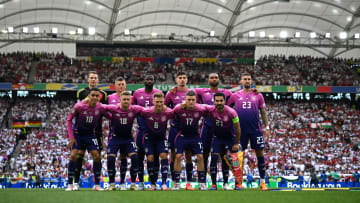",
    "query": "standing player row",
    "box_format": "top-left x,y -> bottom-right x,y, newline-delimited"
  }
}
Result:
65,71 -> 270,191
